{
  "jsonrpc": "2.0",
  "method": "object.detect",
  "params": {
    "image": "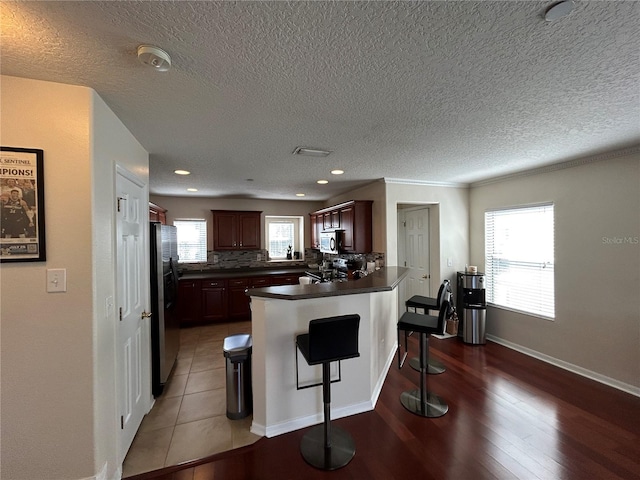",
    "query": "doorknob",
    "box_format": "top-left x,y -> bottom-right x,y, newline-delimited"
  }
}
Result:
141,311 -> 152,319
422,274 -> 430,279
